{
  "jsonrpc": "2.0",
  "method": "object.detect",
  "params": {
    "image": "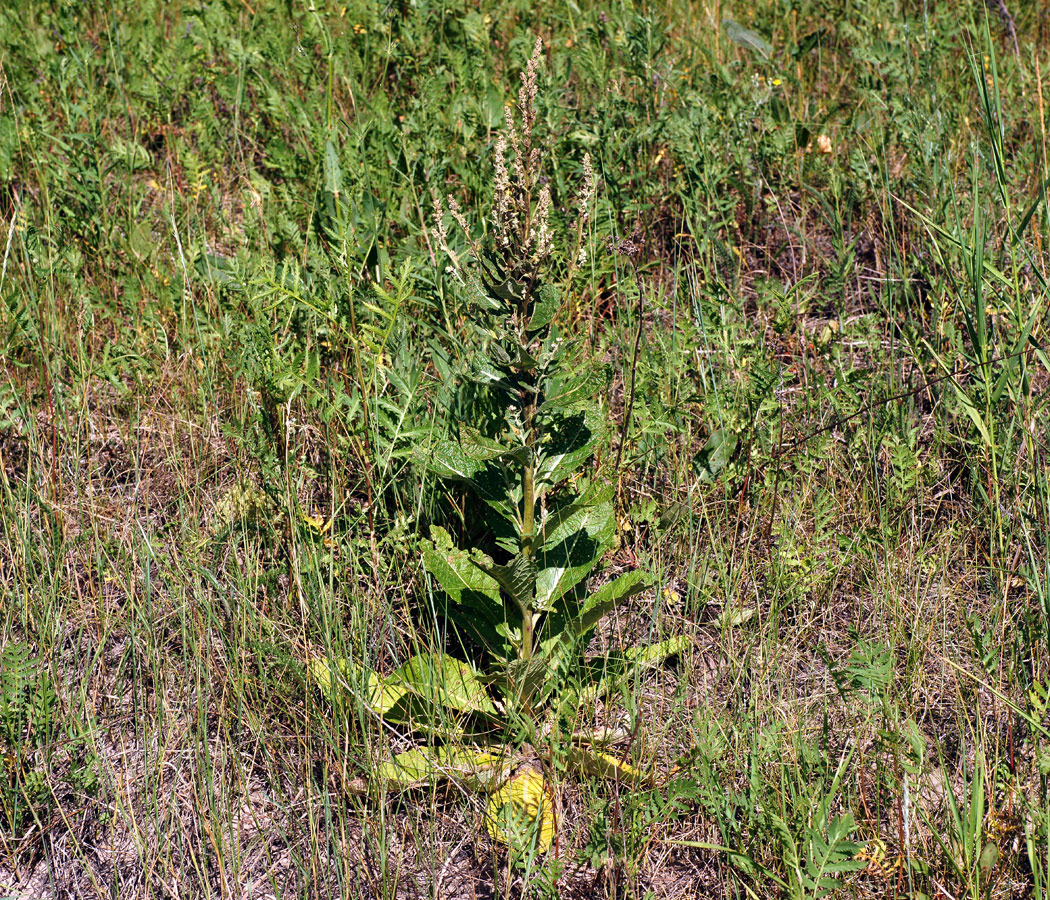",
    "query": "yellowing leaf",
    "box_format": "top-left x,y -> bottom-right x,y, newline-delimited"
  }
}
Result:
307,656 -> 346,701
567,745 -> 642,781
301,512 -> 332,533
485,769 -> 554,854
716,605 -> 756,628
393,653 -> 497,715
306,656 -> 408,713
378,746 -> 507,789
